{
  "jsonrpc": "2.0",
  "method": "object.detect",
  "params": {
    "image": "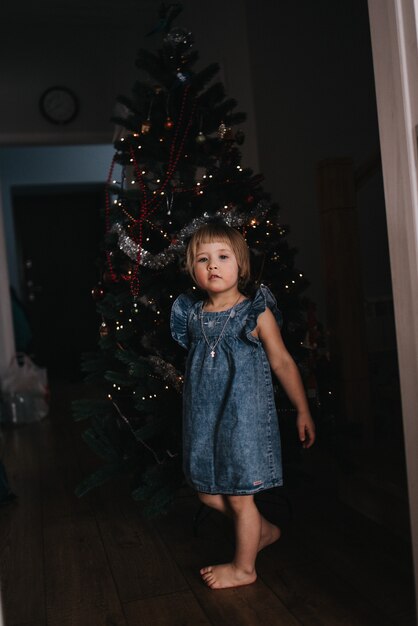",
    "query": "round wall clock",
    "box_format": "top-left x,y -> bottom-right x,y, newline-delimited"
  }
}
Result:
39,86 -> 79,125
